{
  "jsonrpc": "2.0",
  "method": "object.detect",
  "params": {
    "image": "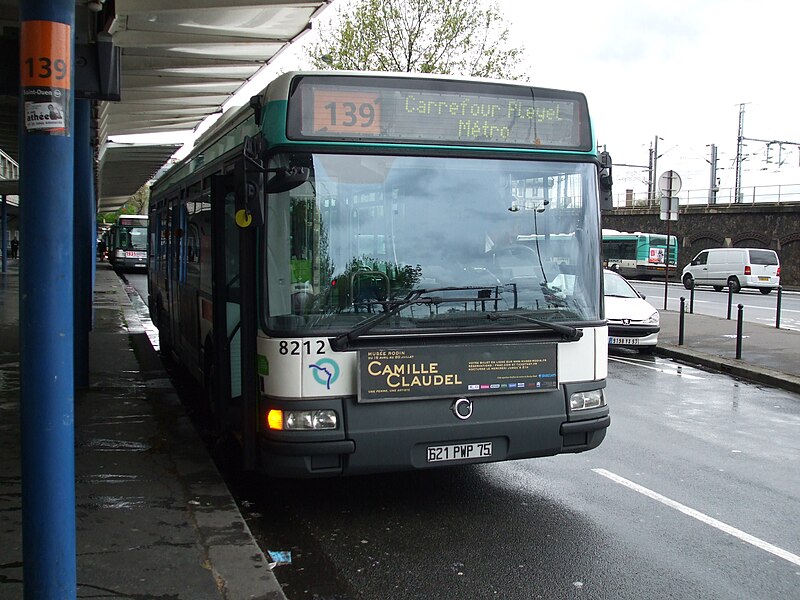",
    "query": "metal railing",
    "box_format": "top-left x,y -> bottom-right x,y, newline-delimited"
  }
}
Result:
614,182 -> 800,208
0,149 -> 19,181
